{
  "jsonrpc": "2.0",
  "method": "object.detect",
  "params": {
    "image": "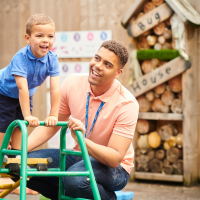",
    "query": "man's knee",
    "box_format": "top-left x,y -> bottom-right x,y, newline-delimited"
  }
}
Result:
63,176 -> 91,197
